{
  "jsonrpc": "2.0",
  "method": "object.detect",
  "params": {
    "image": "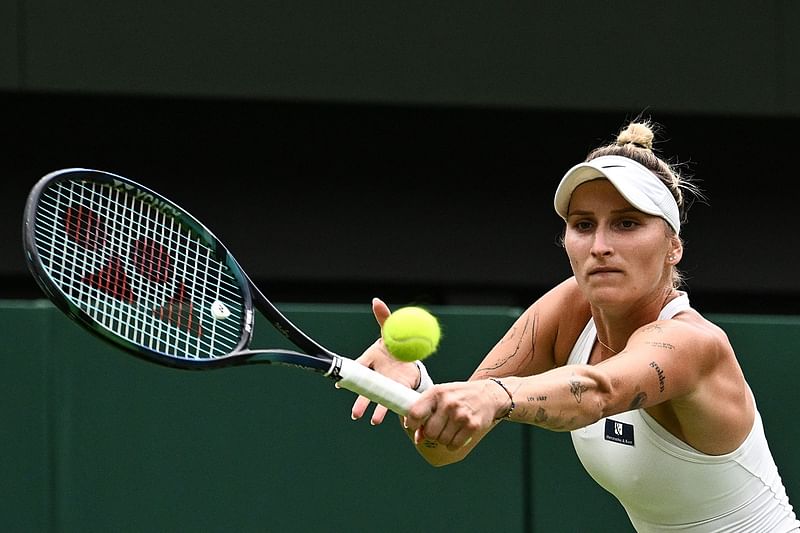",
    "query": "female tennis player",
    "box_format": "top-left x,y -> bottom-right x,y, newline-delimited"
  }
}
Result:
349,120 -> 800,531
